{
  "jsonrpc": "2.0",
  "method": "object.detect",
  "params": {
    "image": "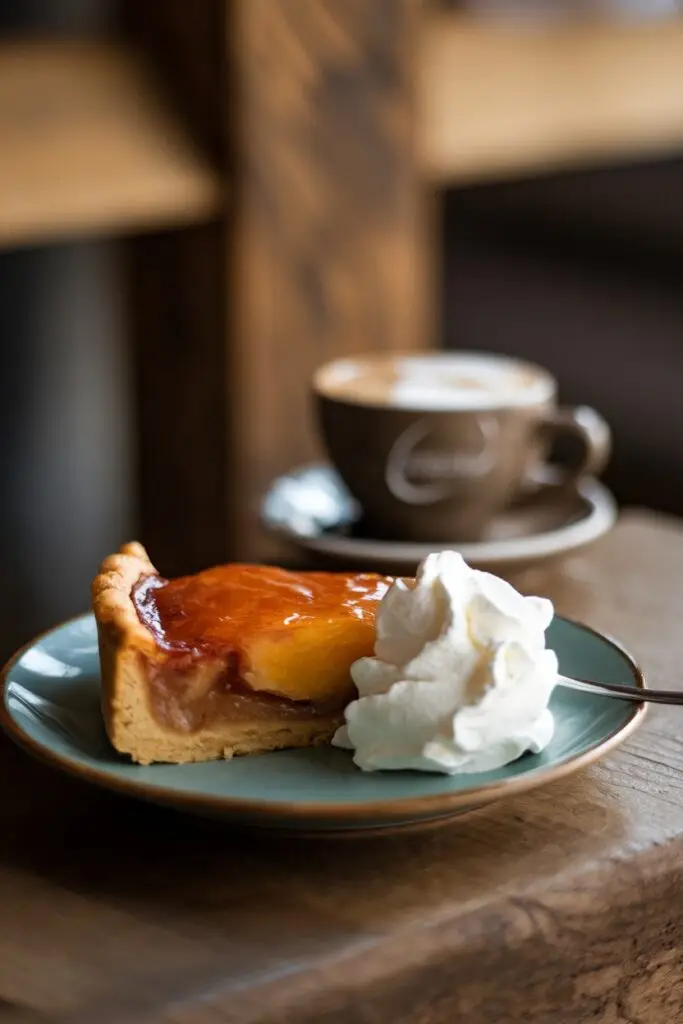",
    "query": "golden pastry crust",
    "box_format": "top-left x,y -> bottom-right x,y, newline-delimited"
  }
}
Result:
92,541 -> 158,652
92,543 -> 343,765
